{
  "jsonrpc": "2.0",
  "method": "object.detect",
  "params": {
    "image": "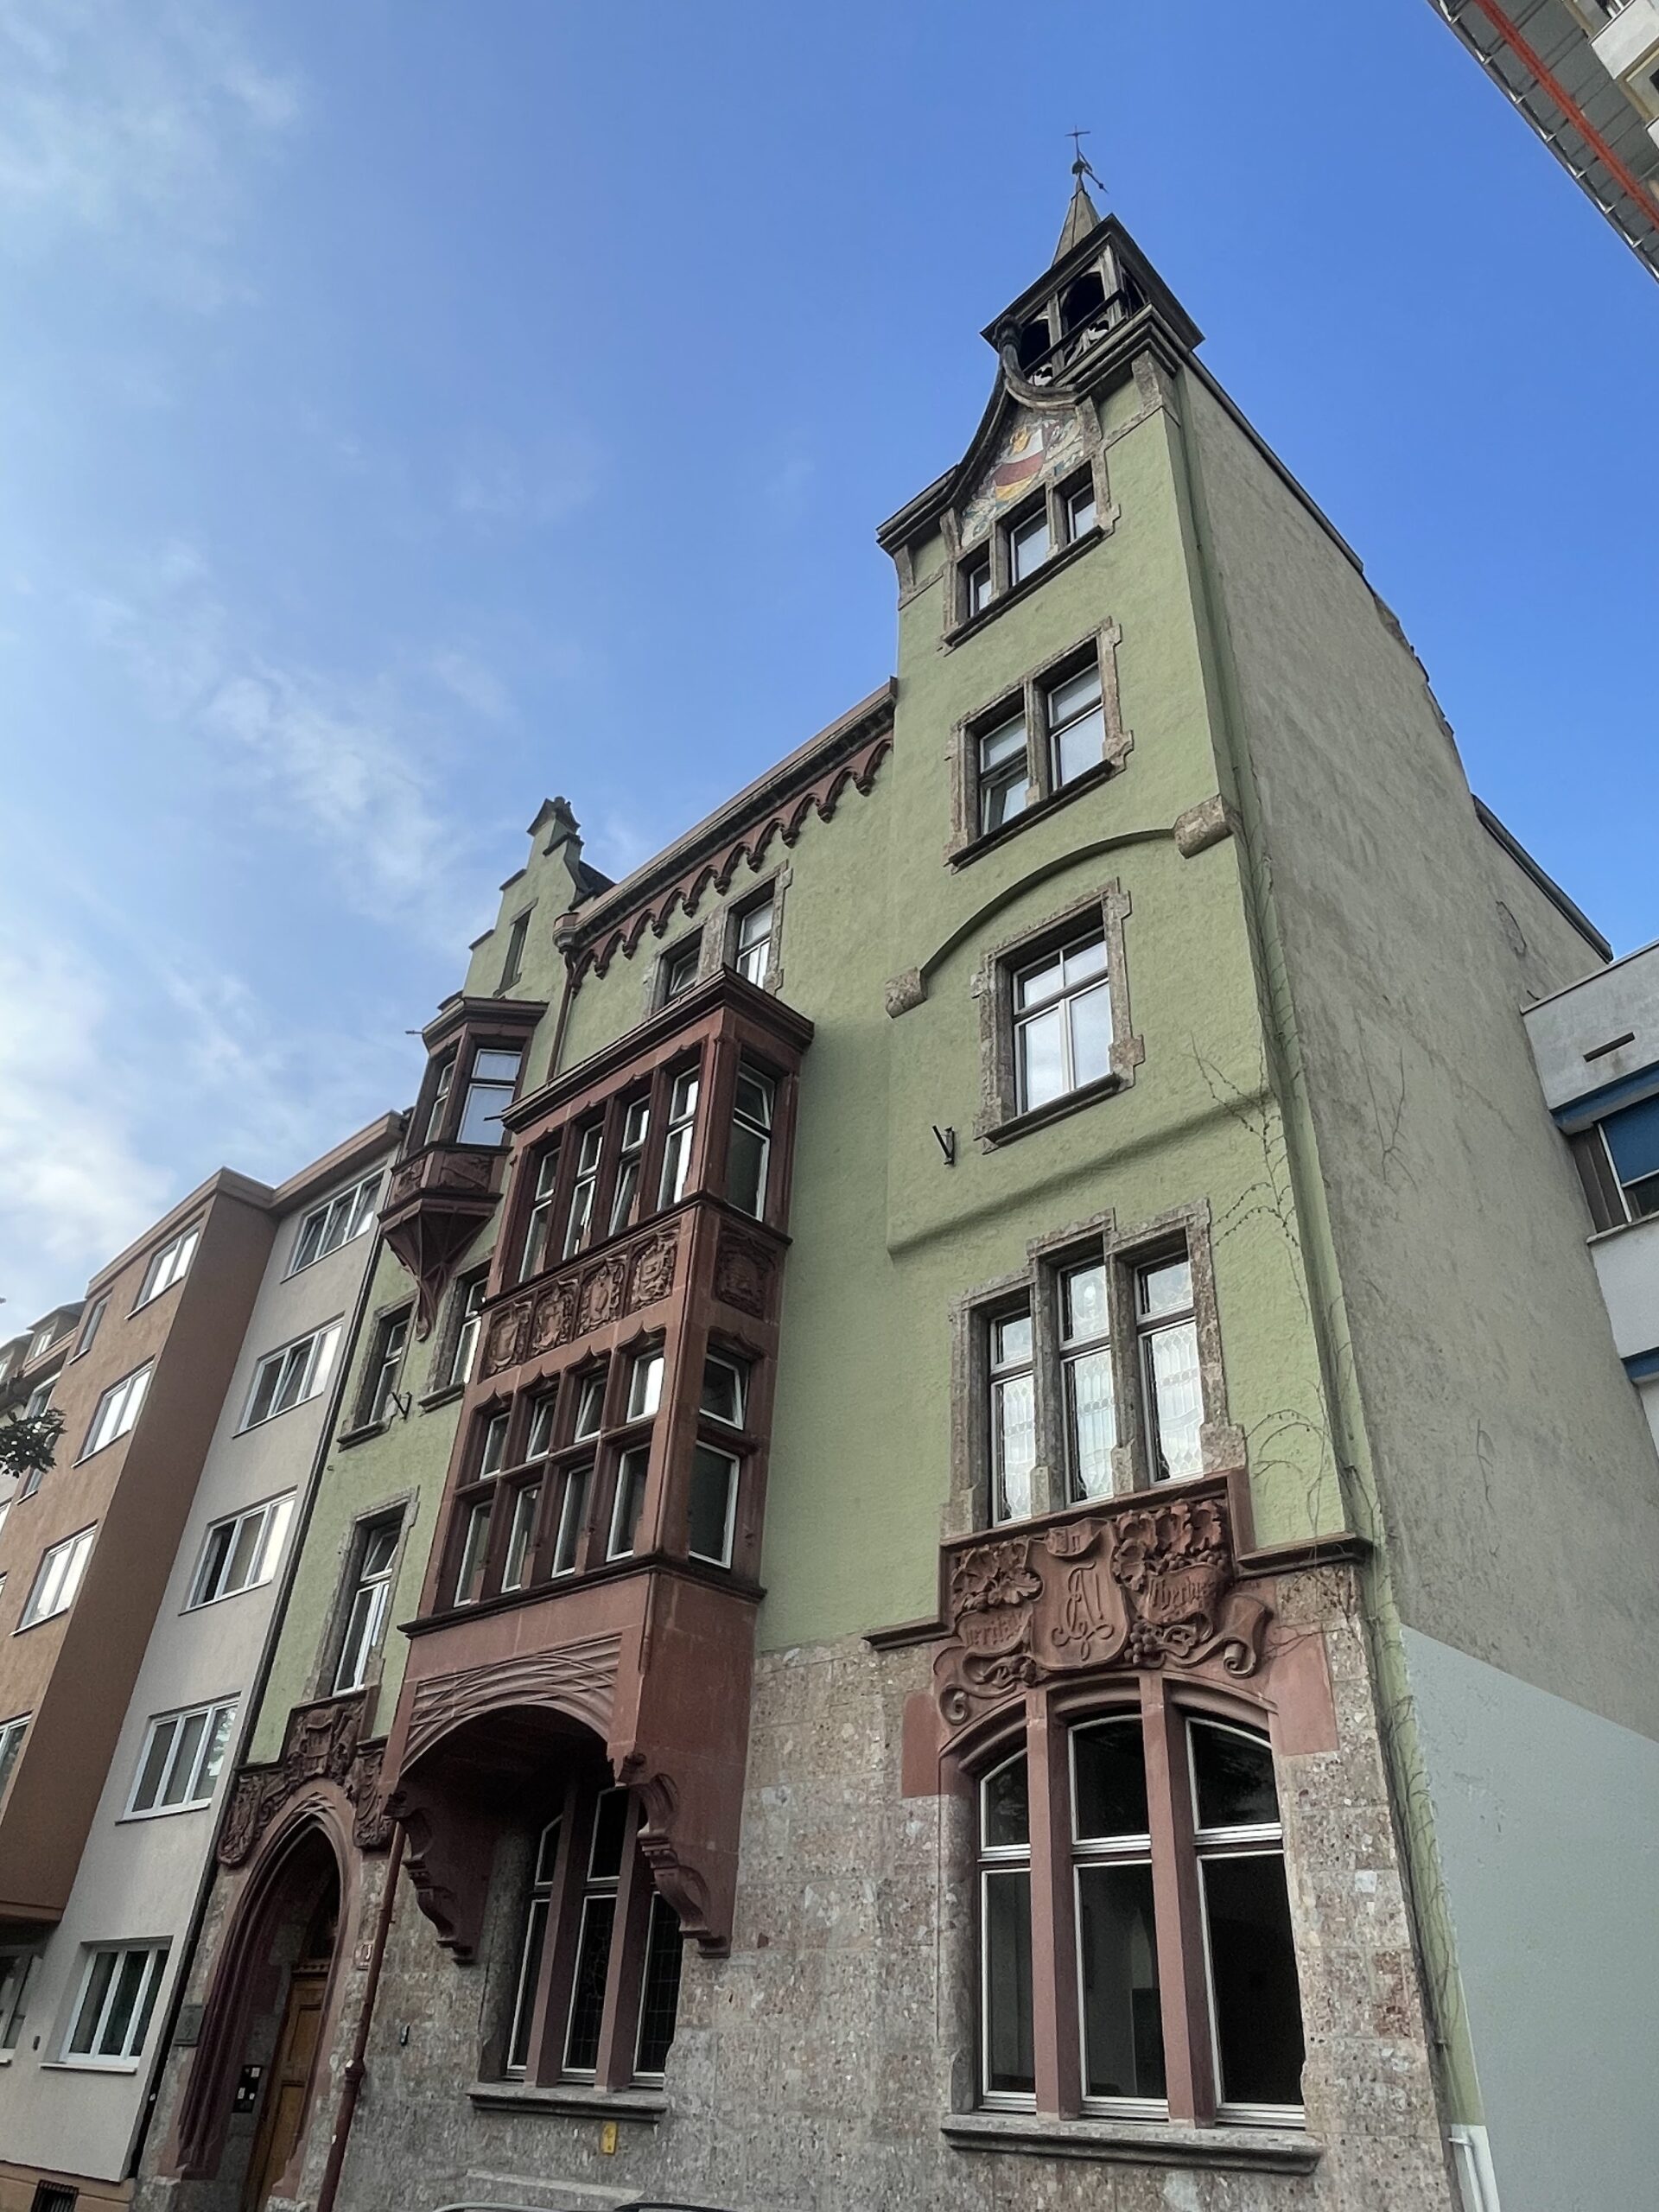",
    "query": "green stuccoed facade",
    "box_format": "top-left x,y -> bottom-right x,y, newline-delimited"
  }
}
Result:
136,191 -> 1658,2212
